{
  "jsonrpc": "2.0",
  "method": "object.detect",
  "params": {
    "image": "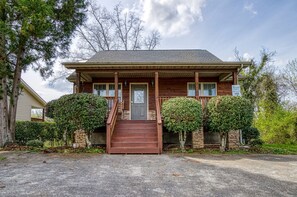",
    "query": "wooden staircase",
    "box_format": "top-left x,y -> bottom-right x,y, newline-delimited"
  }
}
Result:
109,120 -> 159,154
